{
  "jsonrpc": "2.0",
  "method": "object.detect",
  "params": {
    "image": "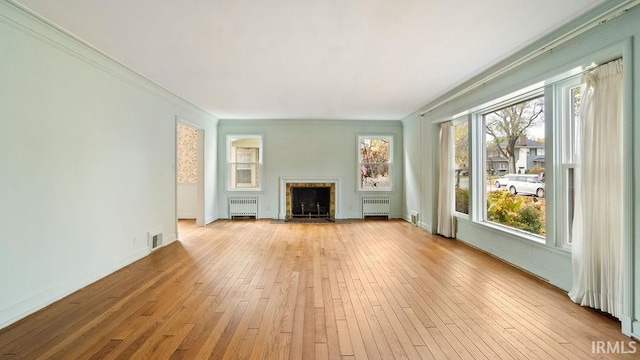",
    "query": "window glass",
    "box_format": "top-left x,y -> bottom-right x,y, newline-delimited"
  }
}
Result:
228,136 -> 262,190
483,95 -> 546,237
559,80 -> 581,246
359,136 -> 392,191
454,121 -> 469,214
